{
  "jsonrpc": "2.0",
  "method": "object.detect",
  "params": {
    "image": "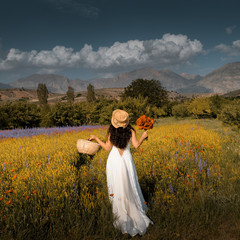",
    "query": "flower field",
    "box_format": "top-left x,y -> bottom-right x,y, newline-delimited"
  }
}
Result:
1,120 -> 240,240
